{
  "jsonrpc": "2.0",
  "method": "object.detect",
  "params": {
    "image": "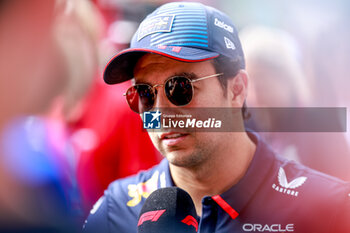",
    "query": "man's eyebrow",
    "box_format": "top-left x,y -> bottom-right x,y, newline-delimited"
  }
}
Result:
173,72 -> 199,80
133,72 -> 200,85
133,79 -> 152,85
